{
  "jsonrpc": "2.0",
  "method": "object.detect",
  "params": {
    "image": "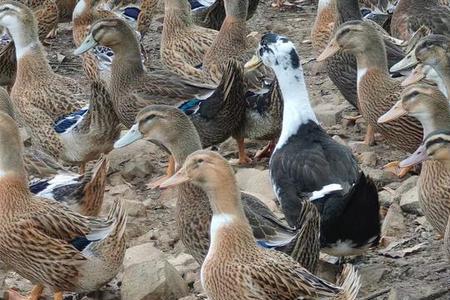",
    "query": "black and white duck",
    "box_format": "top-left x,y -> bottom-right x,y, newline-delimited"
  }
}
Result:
256,33 -> 381,256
